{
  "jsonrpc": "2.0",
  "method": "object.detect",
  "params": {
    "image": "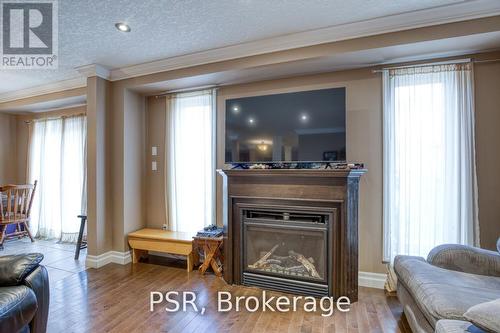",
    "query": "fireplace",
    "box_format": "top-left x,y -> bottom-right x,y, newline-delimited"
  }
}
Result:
242,209 -> 330,296
218,168 -> 365,300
